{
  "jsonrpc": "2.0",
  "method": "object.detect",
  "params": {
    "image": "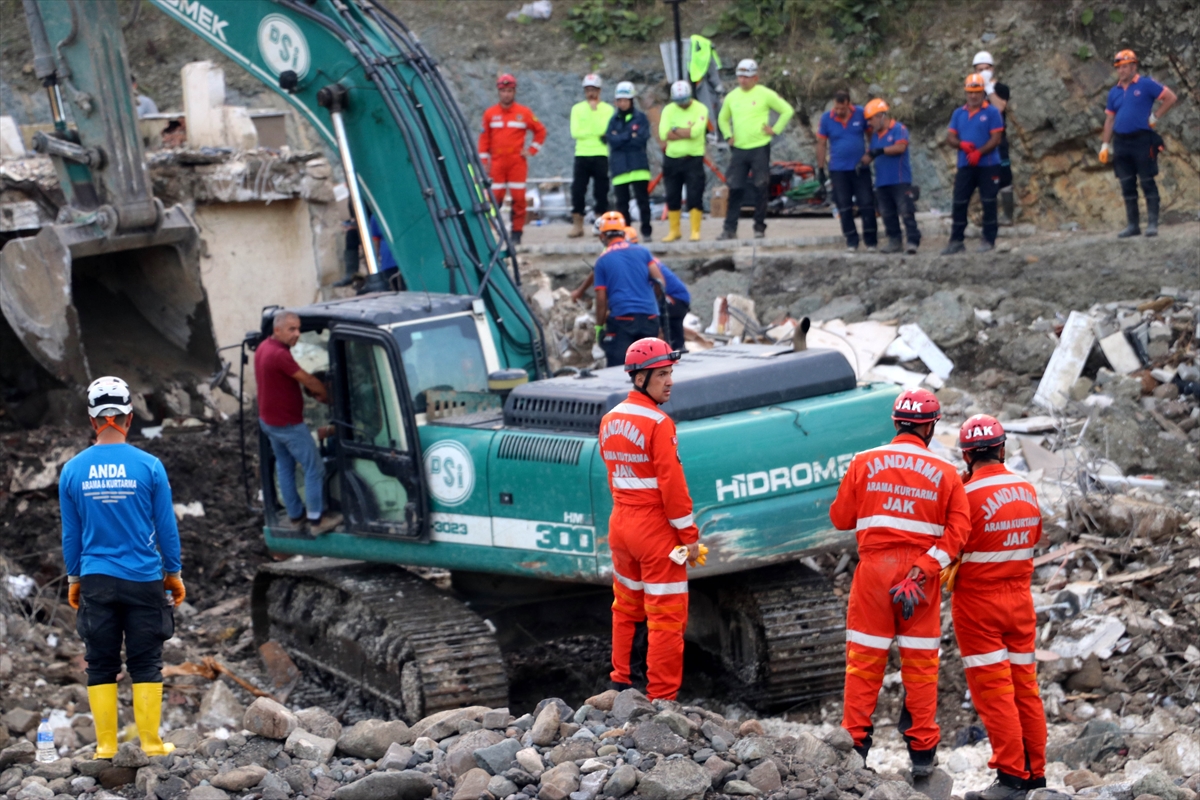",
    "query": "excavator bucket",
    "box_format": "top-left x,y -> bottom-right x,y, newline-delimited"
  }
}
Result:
0,206 -> 218,389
